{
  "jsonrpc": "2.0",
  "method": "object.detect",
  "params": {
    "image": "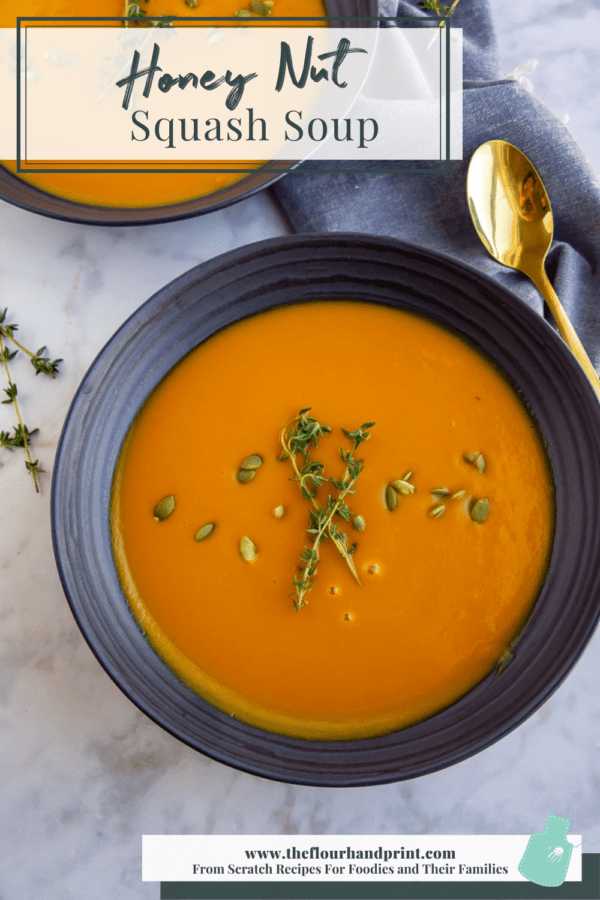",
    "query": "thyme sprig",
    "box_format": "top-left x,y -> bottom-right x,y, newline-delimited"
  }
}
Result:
280,409 -> 374,611
0,309 -> 62,492
421,0 -> 461,27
